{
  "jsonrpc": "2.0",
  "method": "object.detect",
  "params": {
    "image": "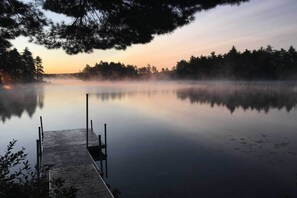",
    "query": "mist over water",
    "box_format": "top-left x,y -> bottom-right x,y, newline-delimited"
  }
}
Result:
0,84 -> 44,123
1,79 -> 297,198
